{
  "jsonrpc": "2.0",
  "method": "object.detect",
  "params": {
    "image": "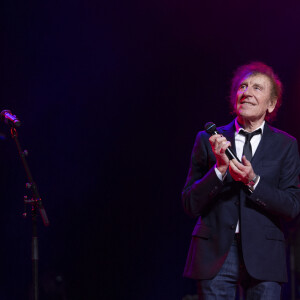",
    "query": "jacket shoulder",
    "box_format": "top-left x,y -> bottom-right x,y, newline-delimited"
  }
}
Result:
267,124 -> 298,143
